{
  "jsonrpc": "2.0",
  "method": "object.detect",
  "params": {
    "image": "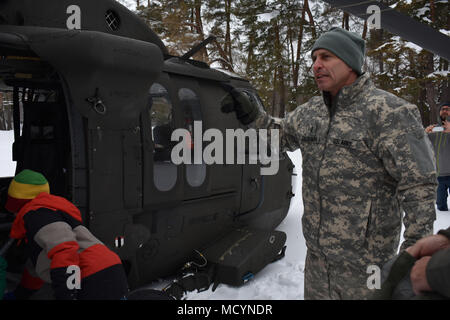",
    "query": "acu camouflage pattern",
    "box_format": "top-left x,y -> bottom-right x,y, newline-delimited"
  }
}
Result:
255,73 -> 437,299
304,250 -> 372,299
